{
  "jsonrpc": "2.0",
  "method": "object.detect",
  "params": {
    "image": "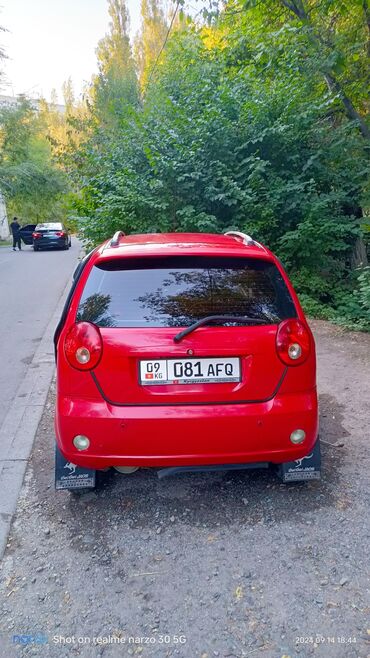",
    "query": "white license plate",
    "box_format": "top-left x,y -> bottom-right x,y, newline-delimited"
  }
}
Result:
139,358 -> 240,385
